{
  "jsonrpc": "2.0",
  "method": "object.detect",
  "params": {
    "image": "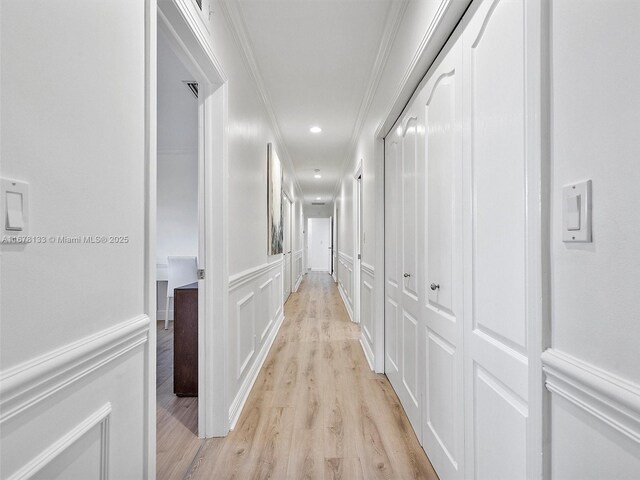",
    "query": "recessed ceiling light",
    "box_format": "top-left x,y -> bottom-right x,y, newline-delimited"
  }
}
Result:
316,197 -> 321,200
314,174 -> 322,179
310,126 -> 322,134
